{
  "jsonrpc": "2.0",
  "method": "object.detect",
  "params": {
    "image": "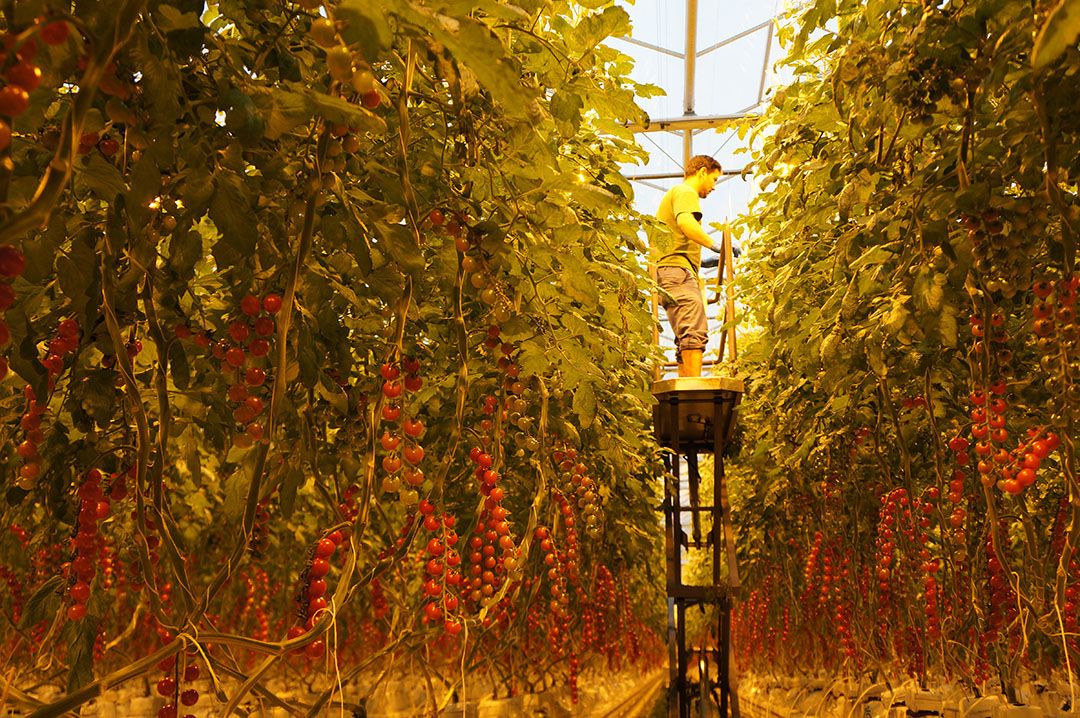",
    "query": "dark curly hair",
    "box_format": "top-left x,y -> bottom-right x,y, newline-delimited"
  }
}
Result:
683,155 -> 722,177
